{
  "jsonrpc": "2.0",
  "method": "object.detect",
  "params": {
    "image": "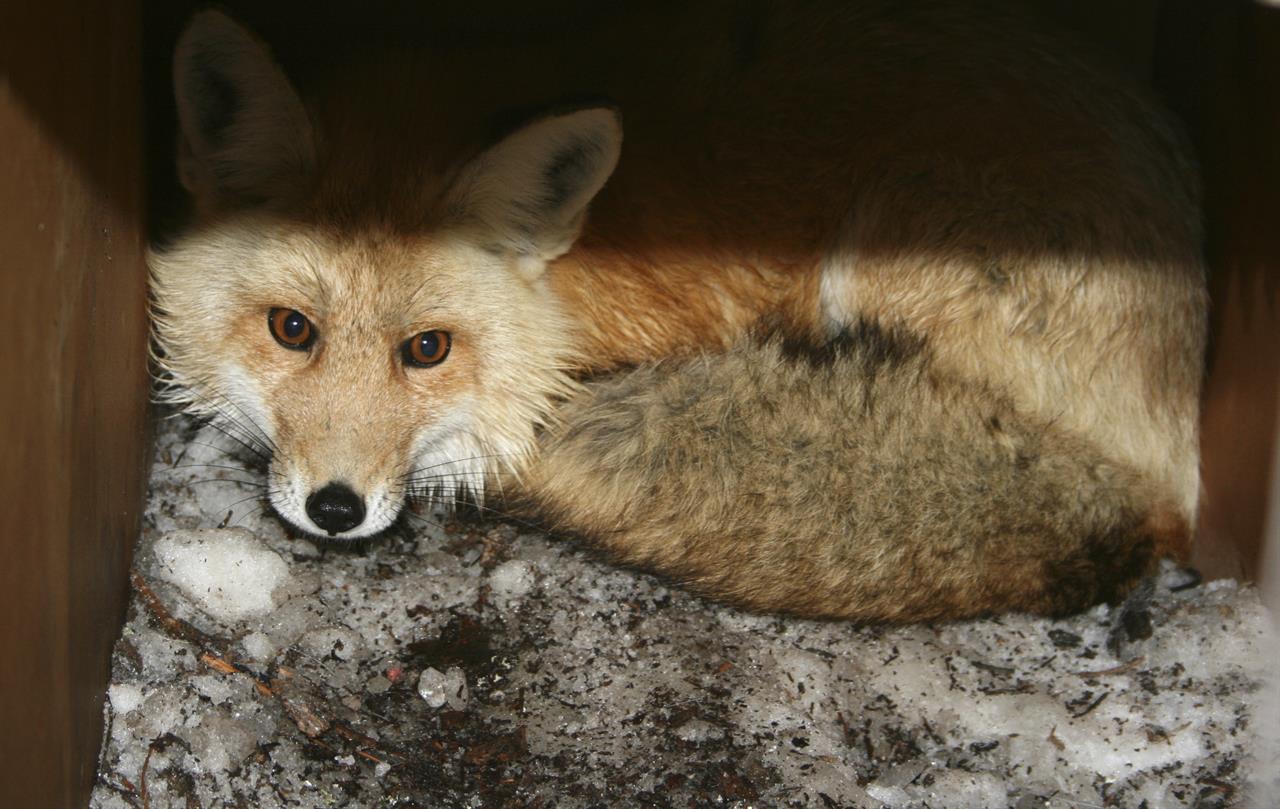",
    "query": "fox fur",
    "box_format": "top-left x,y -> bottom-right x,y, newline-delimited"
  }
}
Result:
516,327 -> 1168,621
150,2 -> 1206,620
